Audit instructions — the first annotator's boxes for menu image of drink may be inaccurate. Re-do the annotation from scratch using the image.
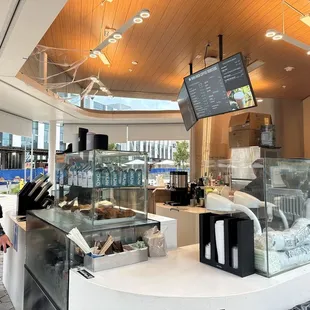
[178,84,197,131]
[184,64,231,118]
[219,53,248,91]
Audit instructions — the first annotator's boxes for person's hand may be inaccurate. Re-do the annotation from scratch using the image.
[0,234,12,253]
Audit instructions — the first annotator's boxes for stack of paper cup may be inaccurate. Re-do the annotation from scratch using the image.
[232,246,238,269]
[205,243,211,259]
[215,220,225,265]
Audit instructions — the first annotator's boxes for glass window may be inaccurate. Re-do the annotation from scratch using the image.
[67,94,179,111]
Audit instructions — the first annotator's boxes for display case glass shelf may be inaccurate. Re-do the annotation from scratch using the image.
[55,150,148,227]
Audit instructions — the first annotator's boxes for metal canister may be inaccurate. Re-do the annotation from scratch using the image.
[260,124,276,147]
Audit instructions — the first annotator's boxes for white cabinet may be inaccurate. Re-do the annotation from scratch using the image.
[156,204,207,247]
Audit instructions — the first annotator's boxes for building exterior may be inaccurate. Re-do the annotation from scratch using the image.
[0,122,65,169]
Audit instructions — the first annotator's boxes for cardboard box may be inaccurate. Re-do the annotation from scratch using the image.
[229,112,272,131]
[208,143,228,159]
[229,130,260,148]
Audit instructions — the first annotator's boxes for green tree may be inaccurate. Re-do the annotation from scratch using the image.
[108,143,117,151]
[173,141,189,169]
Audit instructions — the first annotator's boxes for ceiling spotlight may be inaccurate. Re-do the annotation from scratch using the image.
[282,85,287,89]
[89,52,97,58]
[132,61,138,65]
[140,9,150,18]
[284,66,294,72]
[113,33,122,40]
[93,50,101,56]
[129,69,133,72]
[108,37,117,43]
[307,51,310,55]
[272,33,283,40]
[100,86,107,92]
[265,29,277,38]
[256,98,264,103]
[133,16,143,24]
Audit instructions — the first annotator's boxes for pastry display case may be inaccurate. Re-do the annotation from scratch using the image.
[55,150,148,226]
[25,209,159,310]
[25,150,158,310]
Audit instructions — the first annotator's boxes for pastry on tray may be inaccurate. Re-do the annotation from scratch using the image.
[117,209,136,218]
[95,200,114,208]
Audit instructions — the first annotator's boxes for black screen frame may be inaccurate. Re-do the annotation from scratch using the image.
[183,52,257,120]
[177,83,198,131]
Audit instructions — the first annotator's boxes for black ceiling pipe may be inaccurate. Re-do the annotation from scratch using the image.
[218,34,223,61]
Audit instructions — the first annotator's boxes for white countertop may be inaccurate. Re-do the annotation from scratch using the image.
[69,244,310,310]
[156,203,229,215]
[74,244,310,298]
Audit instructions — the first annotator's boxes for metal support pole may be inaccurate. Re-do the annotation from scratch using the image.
[39,52,48,87]
[218,34,223,61]
[48,121,57,189]
[30,135,33,181]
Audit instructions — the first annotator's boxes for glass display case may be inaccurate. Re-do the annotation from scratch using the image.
[25,209,159,310]
[25,150,157,309]
[254,158,310,277]
[55,150,148,227]
[203,157,310,277]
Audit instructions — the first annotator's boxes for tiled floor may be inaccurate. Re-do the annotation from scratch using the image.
[0,253,14,310]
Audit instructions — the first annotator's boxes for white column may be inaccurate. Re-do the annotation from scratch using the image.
[48,121,57,188]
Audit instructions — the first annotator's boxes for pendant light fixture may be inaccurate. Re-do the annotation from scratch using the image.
[265,1,310,55]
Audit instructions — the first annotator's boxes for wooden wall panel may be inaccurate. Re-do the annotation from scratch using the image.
[38,0,310,100]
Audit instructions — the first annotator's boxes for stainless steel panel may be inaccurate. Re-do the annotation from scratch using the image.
[24,267,58,310]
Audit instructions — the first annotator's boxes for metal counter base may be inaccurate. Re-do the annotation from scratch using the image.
[24,266,58,310]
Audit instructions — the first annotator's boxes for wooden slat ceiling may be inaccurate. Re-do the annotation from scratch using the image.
[39,0,310,100]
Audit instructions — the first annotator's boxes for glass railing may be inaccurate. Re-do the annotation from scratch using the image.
[57,93,179,111]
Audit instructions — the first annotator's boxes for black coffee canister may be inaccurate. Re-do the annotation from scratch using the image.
[78,128,89,152]
[93,134,108,150]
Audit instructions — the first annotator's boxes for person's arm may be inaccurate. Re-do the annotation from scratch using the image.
[0,224,12,253]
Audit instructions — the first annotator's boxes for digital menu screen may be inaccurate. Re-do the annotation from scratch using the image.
[177,83,197,131]
[184,53,257,119]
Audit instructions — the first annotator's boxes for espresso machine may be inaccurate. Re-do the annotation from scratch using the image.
[168,171,189,206]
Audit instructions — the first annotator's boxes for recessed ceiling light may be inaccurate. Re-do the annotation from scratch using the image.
[133,17,143,24]
[100,86,107,92]
[132,61,138,65]
[89,52,97,58]
[140,9,150,19]
[265,29,277,38]
[284,66,294,72]
[113,33,122,39]
[129,69,133,72]
[108,37,117,43]
[282,85,286,89]
[273,33,283,40]
[307,51,310,55]
[257,98,263,103]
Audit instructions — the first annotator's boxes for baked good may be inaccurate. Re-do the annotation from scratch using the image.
[79,204,92,210]
[96,200,113,208]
